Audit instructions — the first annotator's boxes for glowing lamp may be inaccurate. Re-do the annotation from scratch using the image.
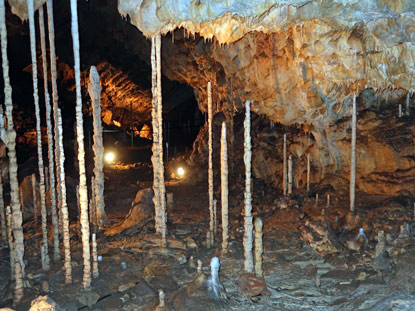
[177,167,185,178]
[104,152,115,163]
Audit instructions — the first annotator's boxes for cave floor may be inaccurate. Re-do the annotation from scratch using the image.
[1,161,415,311]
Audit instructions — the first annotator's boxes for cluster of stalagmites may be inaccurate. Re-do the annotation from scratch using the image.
[0,0,109,305]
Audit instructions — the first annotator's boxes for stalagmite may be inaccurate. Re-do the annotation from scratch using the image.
[92,233,99,278]
[157,289,166,309]
[208,81,214,243]
[41,245,47,270]
[375,230,386,257]
[327,194,330,208]
[406,92,410,116]
[6,206,15,278]
[0,0,25,280]
[307,153,310,191]
[150,36,161,236]
[14,262,23,305]
[156,33,167,247]
[89,177,97,231]
[243,100,254,273]
[350,93,356,212]
[44,167,49,191]
[46,0,61,261]
[398,104,402,117]
[283,134,287,196]
[220,122,229,252]
[28,0,50,271]
[254,217,263,277]
[70,0,91,288]
[316,193,319,208]
[207,257,226,300]
[0,165,7,247]
[57,108,72,283]
[288,154,293,195]
[88,66,108,226]
[32,174,38,222]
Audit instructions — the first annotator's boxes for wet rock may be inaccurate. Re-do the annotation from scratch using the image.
[238,273,270,303]
[389,253,415,294]
[143,260,171,278]
[368,294,415,311]
[76,290,100,308]
[29,295,62,311]
[300,219,342,254]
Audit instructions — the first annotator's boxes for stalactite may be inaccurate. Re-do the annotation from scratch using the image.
[288,154,293,195]
[88,66,107,227]
[13,262,23,305]
[28,0,50,270]
[156,33,167,247]
[70,0,91,288]
[46,0,61,261]
[32,174,38,222]
[243,100,254,273]
[254,217,263,277]
[6,205,15,278]
[0,0,25,280]
[208,81,214,244]
[57,108,72,283]
[150,35,161,236]
[283,134,287,196]
[307,153,310,191]
[220,122,228,253]
[92,233,99,278]
[0,168,6,247]
[350,93,356,212]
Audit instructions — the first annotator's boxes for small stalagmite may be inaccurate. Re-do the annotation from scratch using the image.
[220,122,229,253]
[28,0,50,270]
[88,66,108,227]
[208,81,214,244]
[70,0,91,288]
[155,289,167,311]
[243,100,254,273]
[283,134,287,196]
[350,93,356,212]
[57,108,72,283]
[288,154,293,195]
[207,257,226,300]
[254,217,263,277]
[0,0,25,280]
[306,153,310,191]
[406,92,410,116]
[46,0,61,261]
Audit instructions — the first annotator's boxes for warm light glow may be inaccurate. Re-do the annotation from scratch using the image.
[105,152,115,163]
[177,167,185,177]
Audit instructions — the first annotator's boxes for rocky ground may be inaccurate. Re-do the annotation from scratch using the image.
[1,156,415,311]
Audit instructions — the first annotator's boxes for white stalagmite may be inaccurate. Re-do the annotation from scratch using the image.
[243,100,254,273]
[57,108,72,283]
[406,92,410,116]
[32,174,38,222]
[150,36,161,235]
[6,206,15,278]
[28,0,50,271]
[70,0,91,288]
[399,104,402,117]
[92,233,99,278]
[156,33,167,247]
[220,122,228,252]
[254,217,263,277]
[88,66,107,226]
[288,154,293,195]
[350,93,356,212]
[14,262,23,304]
[0,164,6,247]
[307,153,310,191]
[208,81,214,243]
[46,0,61,261]
[283,134,287,196]
[0,0,25,279]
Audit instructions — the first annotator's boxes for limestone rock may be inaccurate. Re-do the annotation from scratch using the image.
[29,295,62,311]
[238,273,270,303]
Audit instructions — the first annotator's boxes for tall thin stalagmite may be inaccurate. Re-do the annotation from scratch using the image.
[32,174,38,222]
[46,0,61,261]
[406,92,410,116]
[6,206,14,278]
[57,108,72,283]
[88,66,107,226]
[283,134,287,196]
[0,165,7,247]
[243,100,254,273]
[150,36,161,235]
[0,0,25,279]
[28,0,50,271]
[70,0,91,288]
[39,5,59,261]
[350,93,356,212]
[156,33,167,247]
[92,233,99,278]
[208,81,214,244]
[307,153,310,191]
[288,154,293,195]
[220,122,228,252]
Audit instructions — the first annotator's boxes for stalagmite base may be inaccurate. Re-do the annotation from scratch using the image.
[220,122,229,253]
[0,166,6,247]
[243,101,254,273]
[6,206,15,278]
[254,217,263,277]
[13,262,23,305]
[92,233,99,278]
[70,0,91,288]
